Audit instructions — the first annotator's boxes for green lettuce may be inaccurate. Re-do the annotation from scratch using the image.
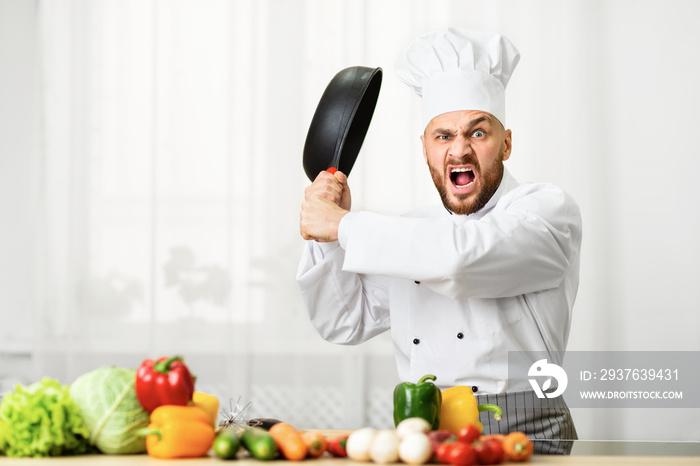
[69,366,149,454]
[0,377,92,457]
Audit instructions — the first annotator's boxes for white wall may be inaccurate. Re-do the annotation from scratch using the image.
[0,0,38,353]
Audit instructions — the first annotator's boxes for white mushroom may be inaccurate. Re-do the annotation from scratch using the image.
[369,429,400,464]
[398,432,433,465]
[396,417,432,440]
[346,427,378,462]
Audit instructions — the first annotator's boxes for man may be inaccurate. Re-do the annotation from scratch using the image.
[297,28,581,454]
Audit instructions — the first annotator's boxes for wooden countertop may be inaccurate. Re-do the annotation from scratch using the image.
[0,430,697,465]
[0,453,697,465]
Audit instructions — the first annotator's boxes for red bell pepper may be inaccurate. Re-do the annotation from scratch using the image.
[135,355,195,412]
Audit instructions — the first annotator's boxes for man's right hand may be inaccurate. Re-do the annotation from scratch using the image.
[300,170,352,242]
[304,170,351,210]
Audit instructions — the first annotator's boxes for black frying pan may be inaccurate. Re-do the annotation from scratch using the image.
[303,66,382,181]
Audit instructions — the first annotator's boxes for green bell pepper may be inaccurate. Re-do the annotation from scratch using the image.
[393,374,442,430]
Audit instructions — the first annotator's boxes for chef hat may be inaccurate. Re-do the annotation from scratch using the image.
[396,28,520,129]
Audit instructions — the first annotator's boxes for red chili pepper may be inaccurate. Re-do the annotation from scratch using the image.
[326,435,349,457]
[135,355,195,413]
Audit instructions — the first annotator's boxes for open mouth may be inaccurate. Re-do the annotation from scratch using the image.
[450,167,475,188]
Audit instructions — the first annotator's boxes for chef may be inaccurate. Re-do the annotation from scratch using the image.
[297,28,581,454]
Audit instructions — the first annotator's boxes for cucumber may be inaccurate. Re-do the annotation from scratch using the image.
[213,429,241,460]
[241,427,279,460]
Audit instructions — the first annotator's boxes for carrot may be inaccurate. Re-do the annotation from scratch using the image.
[301,431,327,458]
[268,422,308,461]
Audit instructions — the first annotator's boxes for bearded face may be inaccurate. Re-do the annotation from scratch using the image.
[421,110,511,215]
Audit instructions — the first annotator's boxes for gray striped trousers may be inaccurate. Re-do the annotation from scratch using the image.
[476,390,577,455]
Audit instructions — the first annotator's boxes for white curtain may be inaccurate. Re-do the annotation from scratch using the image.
[2,0,700,438]
[32,0,420,429]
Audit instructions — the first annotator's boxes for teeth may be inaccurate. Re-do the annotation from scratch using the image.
[451,167,474,188]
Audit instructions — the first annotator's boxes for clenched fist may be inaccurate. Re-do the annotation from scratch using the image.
[300,170,351,242]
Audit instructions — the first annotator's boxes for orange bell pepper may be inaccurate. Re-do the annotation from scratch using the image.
[503,431,534,461]
[139,405,215,459]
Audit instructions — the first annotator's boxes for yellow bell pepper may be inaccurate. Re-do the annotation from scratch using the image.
[439,386,503,434]
[139,405,215,459]
[192,391,220,427]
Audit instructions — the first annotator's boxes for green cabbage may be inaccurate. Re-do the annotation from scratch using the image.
[69,366,150,454]
[0,377,92,457]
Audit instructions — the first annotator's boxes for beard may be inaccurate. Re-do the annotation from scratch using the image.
[428,148,505,215]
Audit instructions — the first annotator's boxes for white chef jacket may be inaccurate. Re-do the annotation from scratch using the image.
[297,168,581,394]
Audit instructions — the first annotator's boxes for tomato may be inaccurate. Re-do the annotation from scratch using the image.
[502,432,533,462]
[446,441,476,466]
[457,424,481,444]
[435,440,456,464]
[473,438,504,465]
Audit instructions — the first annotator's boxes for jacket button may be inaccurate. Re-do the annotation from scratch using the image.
[471,386,478,393]
[413,338,420,345]
[457,332,464,339]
